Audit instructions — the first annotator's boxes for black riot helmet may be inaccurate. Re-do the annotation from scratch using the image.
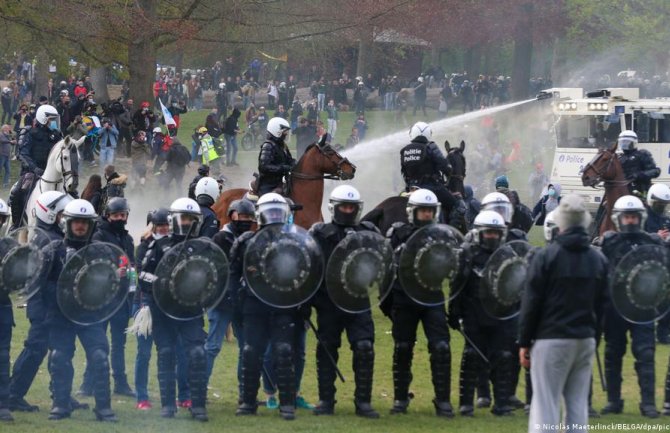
[105,197,129,217]
[198,164,210,176]
[227,199,256,219]
[147,207,170,225]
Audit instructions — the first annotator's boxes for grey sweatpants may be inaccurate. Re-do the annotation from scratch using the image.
[528,338,595,433]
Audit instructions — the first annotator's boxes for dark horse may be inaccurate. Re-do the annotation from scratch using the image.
[362,140,467,234]
[213,140,356,229]
[581,142,629,237]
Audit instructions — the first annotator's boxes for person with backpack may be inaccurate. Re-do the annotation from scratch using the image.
[162,137,191,193]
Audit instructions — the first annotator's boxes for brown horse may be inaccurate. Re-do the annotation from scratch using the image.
[212,141,356,229]
[581,142,630,237]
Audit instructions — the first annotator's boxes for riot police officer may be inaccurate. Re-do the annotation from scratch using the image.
[78,197,135,397]
[600,195,661,418]
[480,192,527,241]
[9,191,80,412]
[45,199,116,422]
[617,130,660,195]
[0,200,13,421]
[449,210,517,416]
[188,164,209,200]
[231,193,300,420]
[194,176,221,238]
[137,198,209,421]
[386,189,454,417]
[257,117,294,196]
[399,122,464,226]
[10,104,63,229]
[309,185,380,418]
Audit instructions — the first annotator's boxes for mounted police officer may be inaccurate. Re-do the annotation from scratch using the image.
[600,195,661,418]
[400,122,464,226]
[45,199,116,422]
[308,185,380,418]
[137,198,209,421]
[78,198,135,397]
[449,210,518,417]
[0,200,13,421]
[231,193,301,420]
[10,104,63,229]
[257,117,294,196]
[194,176,221,238]
[617,130,660,195]
[385,189,454,417]
[9,191,83,413]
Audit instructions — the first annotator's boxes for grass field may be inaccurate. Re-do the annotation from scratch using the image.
[4,107,670,432]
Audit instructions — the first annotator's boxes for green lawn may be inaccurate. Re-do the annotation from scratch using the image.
[4,107,670,432]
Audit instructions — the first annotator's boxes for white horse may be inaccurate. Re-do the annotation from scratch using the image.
[19,135,83,228]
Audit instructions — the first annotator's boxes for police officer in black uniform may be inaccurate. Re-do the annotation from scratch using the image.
[78,198,135,397]
[137,198,209,421]
[400,121,464,227]
[449,210,517,417]
[0,200,13,421]
[257,117,294,196]
[45,199,116,422]
[385,189,454,417]
[617,130,660,195]
[231,193,300,420]
[194,176,221,238]
[10,104,63,229]
[600,195,661,418]
[188,164,209,200]
[309,185,380,418]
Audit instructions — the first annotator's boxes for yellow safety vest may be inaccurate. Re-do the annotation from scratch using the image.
[200,135,220,163]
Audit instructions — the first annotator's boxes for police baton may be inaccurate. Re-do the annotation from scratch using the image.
[458,319,490,364]
[595,344,607,392]
[306,317,346,383]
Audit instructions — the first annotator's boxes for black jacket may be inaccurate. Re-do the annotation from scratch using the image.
[199,206,220,239]
[619,148,660,194]
[92,218,136,265]
[400,139,452,187]
[212,223,242,312]
[518,227,609,347]
[257,135,294,194]
[19,125,63,174]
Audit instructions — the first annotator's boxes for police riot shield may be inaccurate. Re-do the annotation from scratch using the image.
[57,243,130,325]
[612,244,670,324]
[244,224,324,309]
[479,240,532,320]
[325,231,393,313]
[0,227,53,299]
[398,224,464,306]
[153,238,229,320]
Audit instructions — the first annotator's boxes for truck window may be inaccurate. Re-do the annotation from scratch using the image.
[634,111,670,143]
[556,115,617,148]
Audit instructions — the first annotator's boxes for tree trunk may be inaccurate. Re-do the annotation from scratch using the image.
[34,50,49,101]
[356,27,373,78]
[90,66,110,101]
[470,44,481,78]
[464,47,473,76]
[430,45,440,67]
[128,39,156,108]
[511,3,534,101]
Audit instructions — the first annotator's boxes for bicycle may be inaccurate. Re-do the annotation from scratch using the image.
[241,121,262,151]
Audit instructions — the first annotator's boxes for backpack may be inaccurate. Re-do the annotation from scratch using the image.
[173,145,191,166]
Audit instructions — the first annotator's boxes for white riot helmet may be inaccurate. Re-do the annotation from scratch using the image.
[0,198,9,228]
[34,191,72,225]
[406,188,439,226]
[481,192,514,224]
[328,185,363,226]
[194,176,221,207]
[409,121,432,142]
[152,126,162,134]
[611,195,646,232]
[647,183,670,215]
[35,104,60,130]
[218,82,225,90]
[618,130,638,152]
[169,197,202,236]
[62,199,97,241]
[417,76,424,83]
[473,210,507,251]
[267,117,290,139]
[543,210,558,243]
[256,193,290,226]
[2,87,10,94]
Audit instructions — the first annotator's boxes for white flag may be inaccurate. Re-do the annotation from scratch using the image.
[159,99,176,127]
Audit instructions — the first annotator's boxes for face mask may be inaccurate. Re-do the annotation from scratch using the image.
[110,220,126,232]
[232,220,254,233]
[49,120,58,130]
[547,188,556,197]
[153,232,166,240]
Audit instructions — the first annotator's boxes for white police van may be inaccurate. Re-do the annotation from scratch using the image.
[538,87,670,212]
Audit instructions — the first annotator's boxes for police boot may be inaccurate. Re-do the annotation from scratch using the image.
[314,341,338,415]
[187,346,208,420]
[603,345,623,409]
[458,347,479,416]
[353,340,379,419]
[273,342,297,420]
[90,349,114,421]
[48,406,71,421]
[491,351,515,417]
[601,400,624,415]
[663,402,670,416]
[0,408,12,422]
[8,184,22,231]
[637,354,659,418]
[113,377,134,397]
[236,345,260,416]
[70,397,89,411]
[94,408,118,423]
[476,366,491,408]
[8,396,39,412]
[429,341,454,418]
[390,341,414,414]
[657,316,670,344]
[156,347,177,417]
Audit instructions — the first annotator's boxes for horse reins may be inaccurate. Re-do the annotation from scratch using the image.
[583,149,630,187]
[291,145,355,181]
[39,145,78,192]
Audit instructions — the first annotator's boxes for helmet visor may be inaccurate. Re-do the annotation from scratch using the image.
[618,138,635,151]
[258,203,289,226]
[170,212,202,236]
[483,202,513,224]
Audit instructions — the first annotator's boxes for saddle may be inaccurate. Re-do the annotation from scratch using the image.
[246,173,288,203]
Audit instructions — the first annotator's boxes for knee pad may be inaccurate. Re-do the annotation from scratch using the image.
[273,342,293,359]
[354,339,373,352]
[157,346,175,360]
[49,349,70,367]
[635,348,655,364]
[189,345,206,362]
[91,348,108,365]
[462,346,480,364]
[394,341,414,353]
[429,340,450,354]
[605,343,625,360]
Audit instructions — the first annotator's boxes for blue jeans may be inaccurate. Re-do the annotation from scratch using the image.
[262,321,307,394]
[99,146,115,168]
[224,134,237,165]
[205,308,243,387]
[0,155,9,186]
[317,93,326,111]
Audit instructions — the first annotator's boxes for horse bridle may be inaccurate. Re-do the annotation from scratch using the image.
[40,145,78,192]
[291,144,356,181]
[583,148,629,187]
